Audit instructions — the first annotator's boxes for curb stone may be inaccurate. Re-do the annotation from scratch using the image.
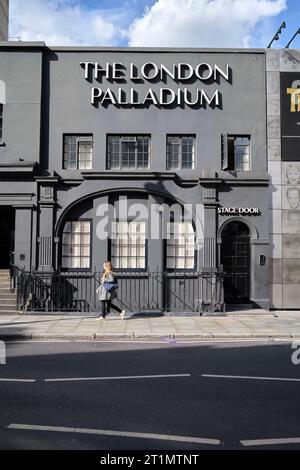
[0,333,299,341]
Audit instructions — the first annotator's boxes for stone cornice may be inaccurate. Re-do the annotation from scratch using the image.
[81,171,177,180]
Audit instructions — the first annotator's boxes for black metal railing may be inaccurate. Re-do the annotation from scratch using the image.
[9,264,28,310]
[11,268,225,315]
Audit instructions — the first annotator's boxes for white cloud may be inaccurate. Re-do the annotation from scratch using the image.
[9,0,287,48]
[9,0,125,46]
[128,0,287,48]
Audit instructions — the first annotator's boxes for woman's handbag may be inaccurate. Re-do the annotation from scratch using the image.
[103,280,119,292]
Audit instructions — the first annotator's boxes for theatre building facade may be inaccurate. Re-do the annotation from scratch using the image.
[0,43,271,313]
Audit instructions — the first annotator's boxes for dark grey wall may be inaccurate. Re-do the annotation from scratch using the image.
[0,47,43,164]
[45,49,267,175]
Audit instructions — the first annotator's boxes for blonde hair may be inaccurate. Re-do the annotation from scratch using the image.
[102,261,113,279]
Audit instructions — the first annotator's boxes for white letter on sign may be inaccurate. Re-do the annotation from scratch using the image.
[91,87,102,104]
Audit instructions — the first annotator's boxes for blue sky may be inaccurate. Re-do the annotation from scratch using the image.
[8,0,300,48]
[270,0,300,48]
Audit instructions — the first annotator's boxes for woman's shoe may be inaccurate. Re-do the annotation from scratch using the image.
[120,310,126,320]
[97,316,105,321]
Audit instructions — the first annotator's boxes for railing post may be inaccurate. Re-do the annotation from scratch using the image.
[54,237,60,271]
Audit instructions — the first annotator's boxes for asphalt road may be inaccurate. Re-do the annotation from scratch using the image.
[0,339,299,450]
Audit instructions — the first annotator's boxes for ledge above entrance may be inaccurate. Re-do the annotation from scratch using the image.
[75,171,198,188]
[199,169,270,185]
[0,161,38,174]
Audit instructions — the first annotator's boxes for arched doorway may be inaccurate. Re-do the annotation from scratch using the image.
[221,221,250,304]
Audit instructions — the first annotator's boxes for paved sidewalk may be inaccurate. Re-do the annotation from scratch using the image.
[0,310,300,340]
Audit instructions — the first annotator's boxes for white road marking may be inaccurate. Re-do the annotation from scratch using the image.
[0,378,36,383]
[202,374,300,383]
[241,437,300,447]
[7,423,220,445]
[2,372,299,385]
[44,373,191,382]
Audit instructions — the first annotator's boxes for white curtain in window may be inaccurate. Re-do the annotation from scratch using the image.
[0,80,6,104]
[167,221,195,269]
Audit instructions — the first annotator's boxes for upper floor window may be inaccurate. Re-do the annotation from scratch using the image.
[63,135,93,170]
[167,135,195,170]
[107,135,150,170]
[221,134,251,171]
[61,220,91,270]
[166,222,195,269]
[0,104,3,142]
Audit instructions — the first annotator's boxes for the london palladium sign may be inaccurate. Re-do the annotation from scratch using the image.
[80,61,231,108]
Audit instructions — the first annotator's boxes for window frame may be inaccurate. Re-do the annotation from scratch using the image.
[221,134,251,172]
[109,219,148,272]
[62,134,93,170]
[0,103,4,144]
[106,134,151,170]
[233,135,251,171]
[165,221,197,271]
[60,218,92,272]
[166,134,196,171]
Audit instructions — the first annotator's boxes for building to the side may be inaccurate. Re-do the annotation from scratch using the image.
[267,48,300,308]
[0,0,8,41]
[0,42,271,312]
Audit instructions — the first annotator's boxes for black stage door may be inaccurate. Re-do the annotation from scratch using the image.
[221,221,250,304]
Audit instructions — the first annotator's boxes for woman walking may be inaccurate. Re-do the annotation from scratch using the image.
[96,261,125,320]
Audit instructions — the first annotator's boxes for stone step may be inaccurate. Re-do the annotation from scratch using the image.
[0,311,20,315]
[0,299,17,305]
[0,289,12,294]
[0,305,17,311]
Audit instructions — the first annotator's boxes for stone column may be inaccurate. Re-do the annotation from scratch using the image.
[200,172,220,271]
[93,194,109,272]
[148,194,164,272]
[37,178,58,271]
